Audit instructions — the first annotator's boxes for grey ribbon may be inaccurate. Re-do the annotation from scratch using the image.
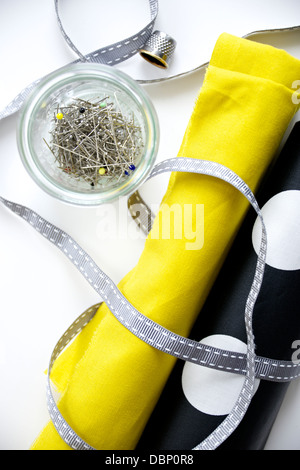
[0,0,158,121]
[1,0,300,121]
[54,0,158,65]
[2,157,300,451]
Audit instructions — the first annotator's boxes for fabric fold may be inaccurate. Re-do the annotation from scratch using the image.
[31,33,300,450]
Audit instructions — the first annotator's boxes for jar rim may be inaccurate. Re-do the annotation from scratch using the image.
[17,63,159,206]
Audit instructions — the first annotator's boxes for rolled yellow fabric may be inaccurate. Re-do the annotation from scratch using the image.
[31,33,300,450]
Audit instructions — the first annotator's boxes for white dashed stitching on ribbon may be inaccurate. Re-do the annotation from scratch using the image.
[2,158,300,450]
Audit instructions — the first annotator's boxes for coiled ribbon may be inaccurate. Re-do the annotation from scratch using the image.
[0,0,158,121]
[2,157,300,450]
[1,0,300,120]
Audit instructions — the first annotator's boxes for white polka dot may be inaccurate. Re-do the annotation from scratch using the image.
[181,335,260,416]
[252,190,300,271]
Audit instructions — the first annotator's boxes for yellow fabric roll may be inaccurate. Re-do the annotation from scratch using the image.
[31,33,300,450]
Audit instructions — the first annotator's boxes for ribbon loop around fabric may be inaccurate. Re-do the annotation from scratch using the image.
[0,156,286,450]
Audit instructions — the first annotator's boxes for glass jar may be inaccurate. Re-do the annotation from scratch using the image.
[17,63,159,205]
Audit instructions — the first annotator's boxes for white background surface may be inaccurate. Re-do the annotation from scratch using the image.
[0,0,300,451]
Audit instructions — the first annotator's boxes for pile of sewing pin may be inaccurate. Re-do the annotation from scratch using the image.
[43,97,143,187]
